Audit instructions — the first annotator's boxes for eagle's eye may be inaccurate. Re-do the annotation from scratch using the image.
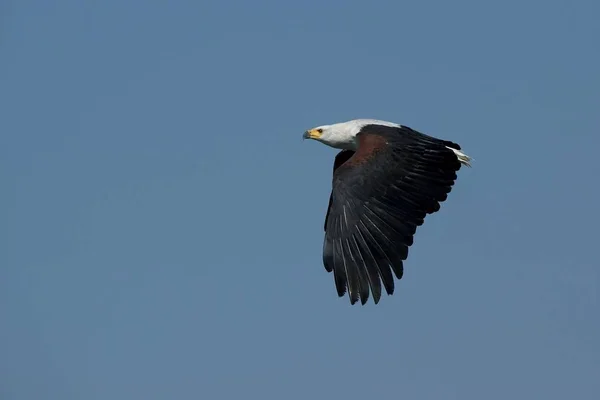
[317,128,323,133]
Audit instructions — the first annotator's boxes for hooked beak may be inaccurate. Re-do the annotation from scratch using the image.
[303,129,322,140]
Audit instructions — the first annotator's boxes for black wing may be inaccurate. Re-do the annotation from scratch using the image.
[323,149,355,231]
[322,124,465,305]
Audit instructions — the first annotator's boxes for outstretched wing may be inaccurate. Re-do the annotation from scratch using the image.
[322,124,464,305]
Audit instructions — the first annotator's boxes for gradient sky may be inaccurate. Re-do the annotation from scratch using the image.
[2,0,599,399]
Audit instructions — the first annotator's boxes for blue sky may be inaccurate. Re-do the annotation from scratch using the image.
[1,0,599,399]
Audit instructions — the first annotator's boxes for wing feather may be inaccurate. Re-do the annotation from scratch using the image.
[356,219,396,295]
[351,233,382,304]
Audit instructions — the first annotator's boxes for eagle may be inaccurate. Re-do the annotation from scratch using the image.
[303,119,471,305]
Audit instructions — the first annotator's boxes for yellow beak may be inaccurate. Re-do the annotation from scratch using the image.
[303,129,322,140]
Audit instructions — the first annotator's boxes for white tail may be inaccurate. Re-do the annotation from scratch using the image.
[446,146,472,168]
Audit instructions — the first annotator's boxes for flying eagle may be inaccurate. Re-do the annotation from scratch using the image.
[303,119,471,305]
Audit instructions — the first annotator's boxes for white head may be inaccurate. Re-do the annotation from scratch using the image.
[303,119,400,150]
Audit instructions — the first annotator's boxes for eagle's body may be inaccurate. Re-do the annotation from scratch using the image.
[303,119,471,305]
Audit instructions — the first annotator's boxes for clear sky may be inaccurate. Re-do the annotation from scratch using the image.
[2,0,599,399]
